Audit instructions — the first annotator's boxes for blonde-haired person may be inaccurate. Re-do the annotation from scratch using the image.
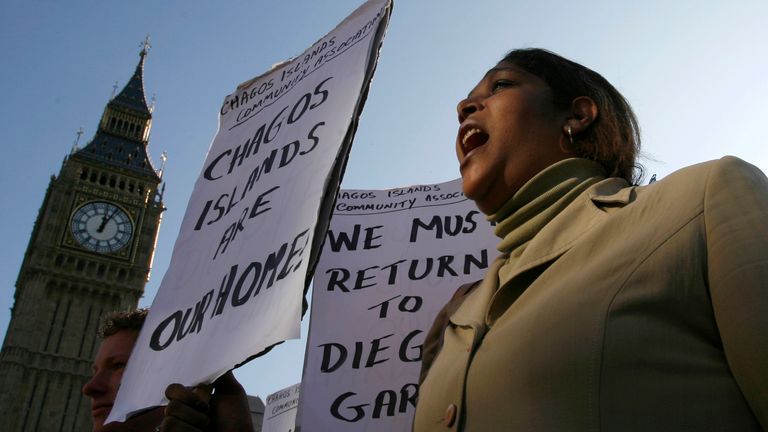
[83,309,253,432]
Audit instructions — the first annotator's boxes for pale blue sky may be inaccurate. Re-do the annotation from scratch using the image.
[1,0,767,400]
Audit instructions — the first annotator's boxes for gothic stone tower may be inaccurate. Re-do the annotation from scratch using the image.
[0,45,164,431]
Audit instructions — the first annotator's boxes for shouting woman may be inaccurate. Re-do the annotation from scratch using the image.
[414,48,768,431]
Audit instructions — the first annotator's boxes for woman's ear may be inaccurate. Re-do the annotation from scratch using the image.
[564,96,598,135]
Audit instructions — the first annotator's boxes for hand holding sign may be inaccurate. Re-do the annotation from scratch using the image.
[162,372,253,432]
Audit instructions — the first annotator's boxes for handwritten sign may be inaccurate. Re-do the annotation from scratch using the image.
[262,383,301,432]
[298,179,498,431]
[108,0,392,422]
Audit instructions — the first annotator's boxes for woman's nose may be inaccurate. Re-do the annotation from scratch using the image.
[457,96,480,122]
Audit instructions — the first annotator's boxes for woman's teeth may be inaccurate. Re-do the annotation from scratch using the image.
[462,128,488,153]
[463,128,482,146]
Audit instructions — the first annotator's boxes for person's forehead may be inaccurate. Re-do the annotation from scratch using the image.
[95,330,138,362]
[483,61,521,77]
[467,62,531,97]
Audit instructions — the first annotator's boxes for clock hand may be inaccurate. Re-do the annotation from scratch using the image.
[96,216,108,233]
[96,207,118,233]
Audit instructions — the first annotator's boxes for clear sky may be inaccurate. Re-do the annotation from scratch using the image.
[2,0,767,400]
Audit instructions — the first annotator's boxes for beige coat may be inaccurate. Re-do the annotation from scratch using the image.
[414,157,768,431]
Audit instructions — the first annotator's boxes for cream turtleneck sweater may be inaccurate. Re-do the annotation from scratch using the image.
[491,158,606,254]
[487,158,606,295]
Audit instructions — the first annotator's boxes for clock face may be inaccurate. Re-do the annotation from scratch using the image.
[70,201,134,253]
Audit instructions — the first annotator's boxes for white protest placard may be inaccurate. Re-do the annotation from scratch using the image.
[298,179,498,431]
[262,383,301,432]
[108,0,392,422]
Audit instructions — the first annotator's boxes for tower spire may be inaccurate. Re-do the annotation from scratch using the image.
[70,127,84,154]
[72,41,160,181]
[158,150,168,179]
[109,37,152,115]
[140,34,151,59]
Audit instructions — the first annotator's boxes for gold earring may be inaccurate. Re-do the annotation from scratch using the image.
[567,126,574,146]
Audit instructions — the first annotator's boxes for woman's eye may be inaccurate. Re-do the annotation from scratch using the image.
[491,80,515,92]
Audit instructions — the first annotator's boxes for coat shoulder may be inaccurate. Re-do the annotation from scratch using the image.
[658,155,764,185]
[636,156,766,202]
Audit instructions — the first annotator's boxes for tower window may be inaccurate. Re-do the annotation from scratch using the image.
[55,255,64,267]
[99,174,107,185]
[80,168,88,180]
[109,176,116,187]
[118,180,125,190]
[90,171,97,182]
[97,265,105,278]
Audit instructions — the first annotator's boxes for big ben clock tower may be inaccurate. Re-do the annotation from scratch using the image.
[0,41,164,431]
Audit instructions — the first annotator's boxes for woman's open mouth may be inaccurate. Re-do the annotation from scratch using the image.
[460,126,489,157]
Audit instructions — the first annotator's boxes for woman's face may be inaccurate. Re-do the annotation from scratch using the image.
[456,61,574,214]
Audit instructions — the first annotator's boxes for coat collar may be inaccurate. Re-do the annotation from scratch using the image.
[451,177,633,327]
[515,177,631,271]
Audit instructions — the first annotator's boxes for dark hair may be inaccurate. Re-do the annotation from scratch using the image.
[99,308,148,338]
[503,48,642,183]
